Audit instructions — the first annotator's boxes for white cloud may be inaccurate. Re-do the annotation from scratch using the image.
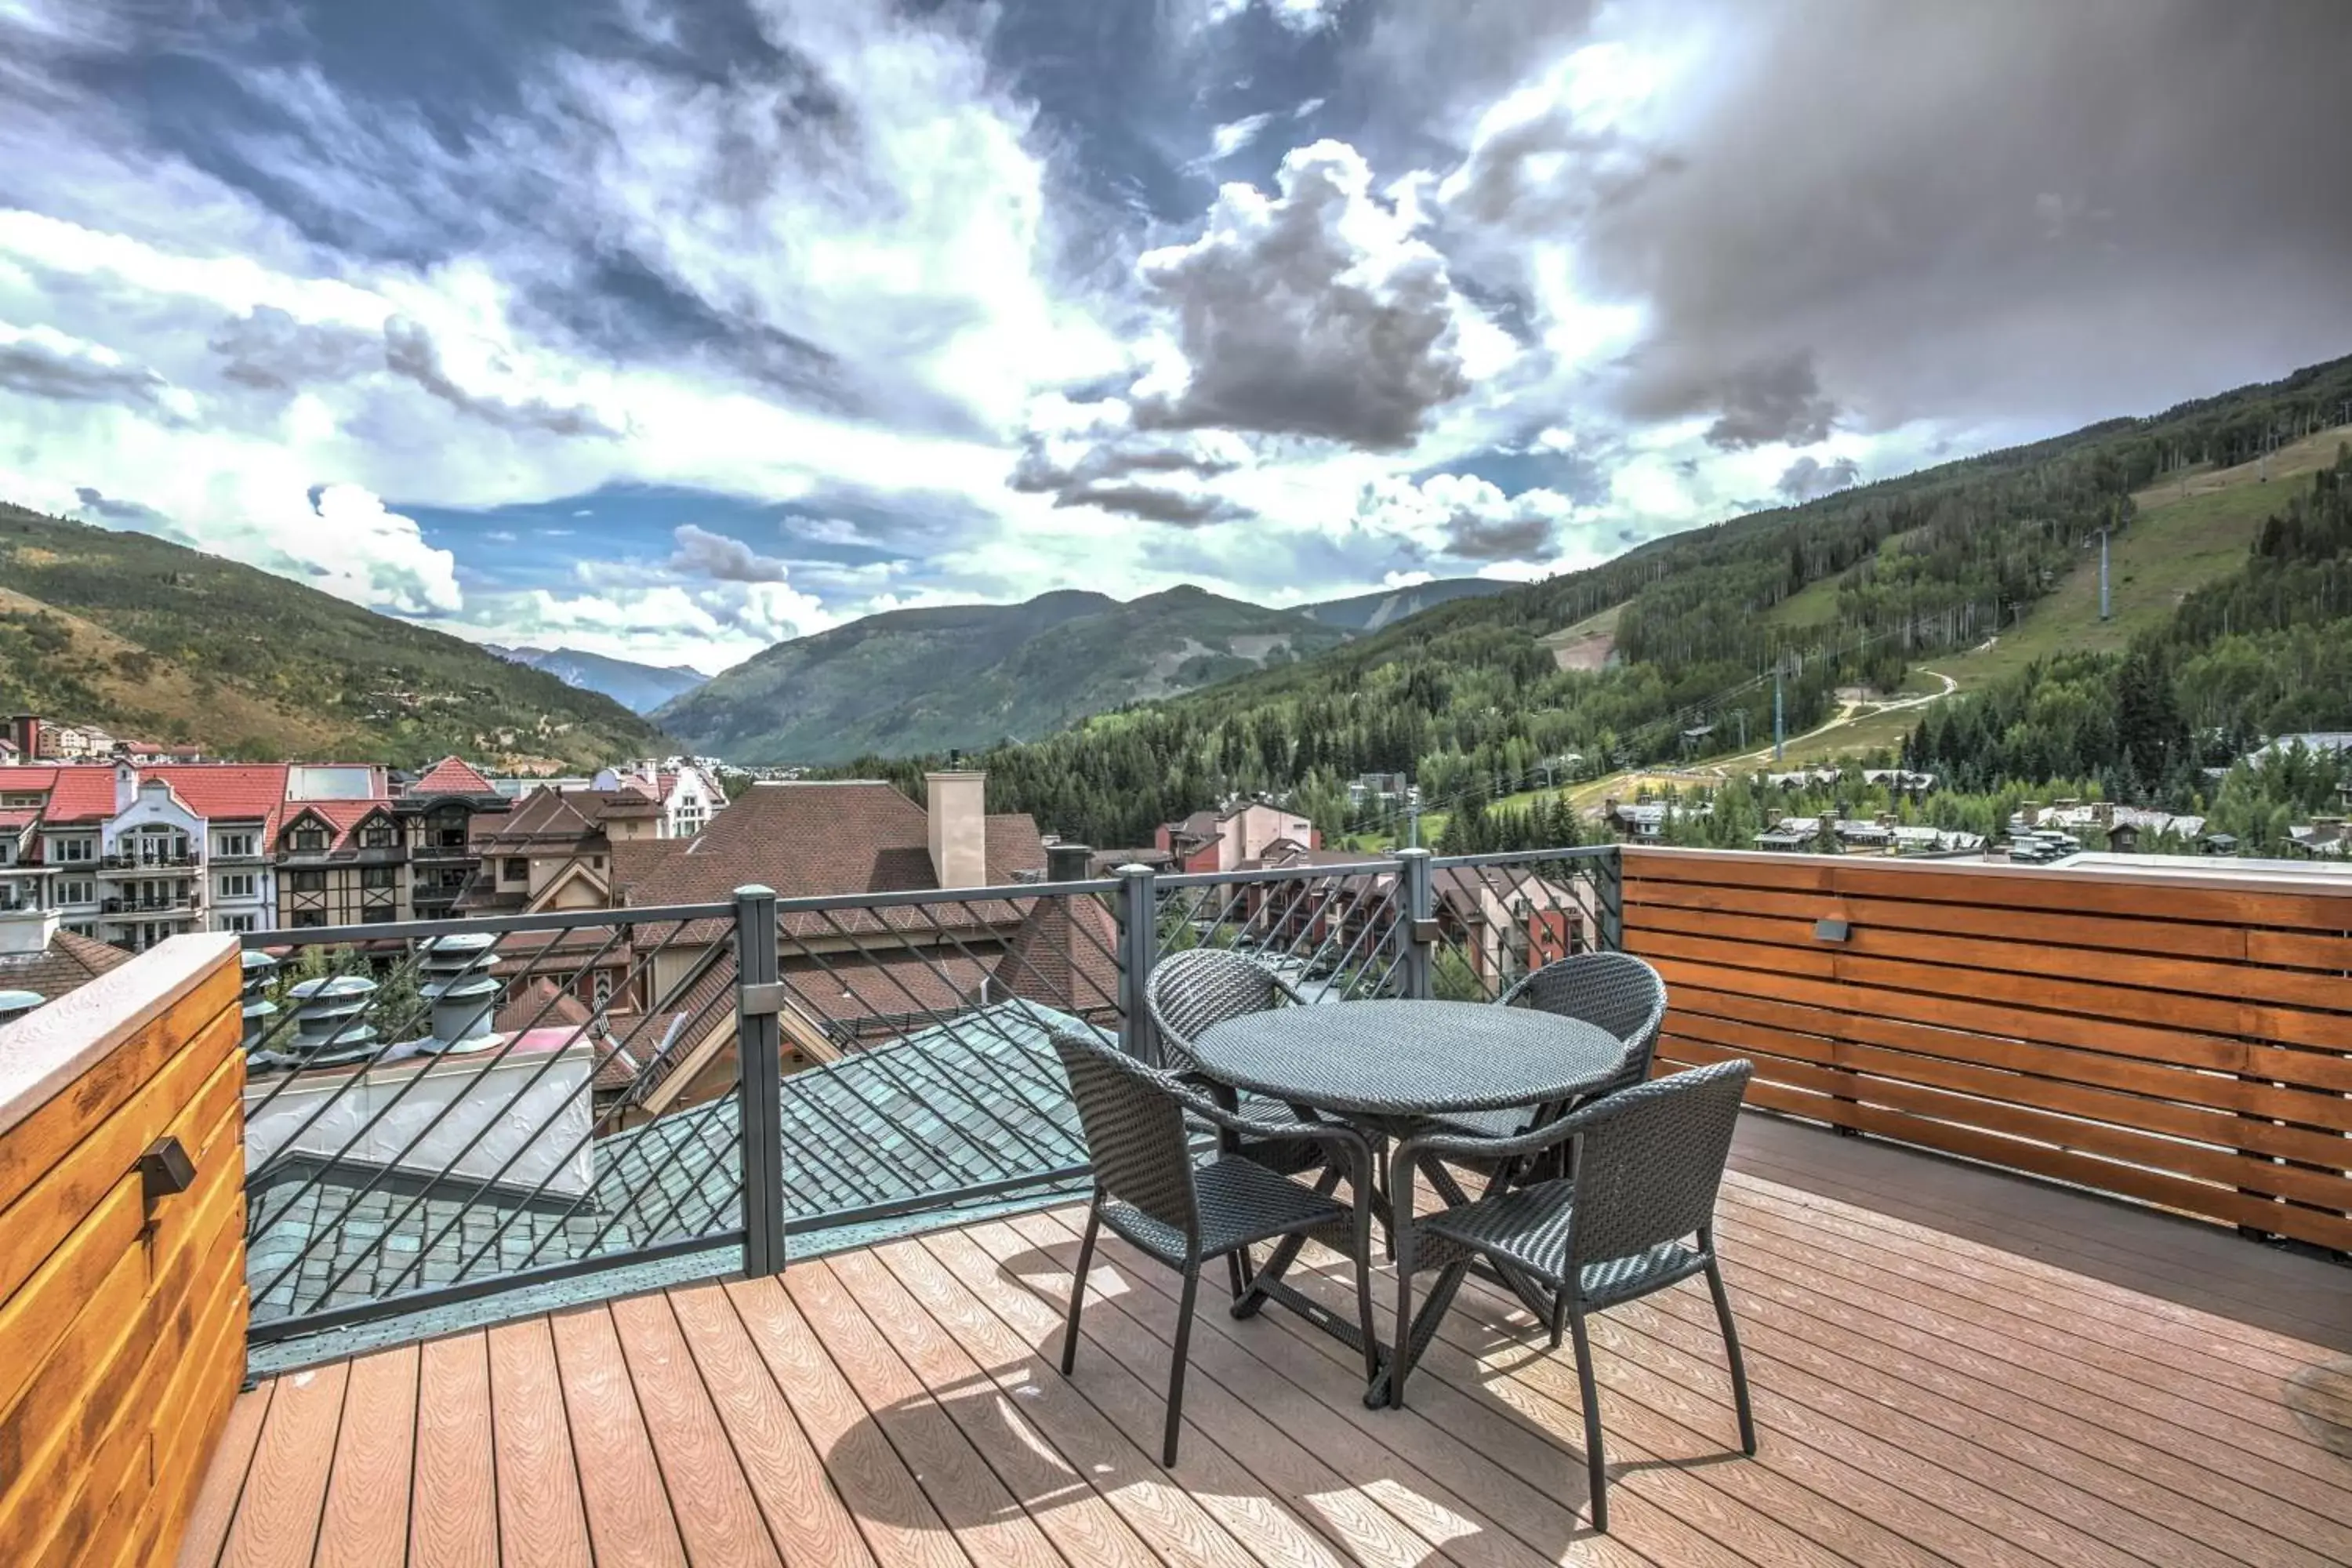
[1354,471,1589,563]
[1130,141,1503,450]
[667,523,791,583]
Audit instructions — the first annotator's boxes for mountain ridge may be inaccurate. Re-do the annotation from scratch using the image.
[488,644,710,713]
[0,503,665,768]
[653,584,1348,763]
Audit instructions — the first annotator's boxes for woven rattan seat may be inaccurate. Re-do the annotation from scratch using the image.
[1387,1058,1758,1531]
[1049,1025,1376,1467]
[1105,1154,1350,1265]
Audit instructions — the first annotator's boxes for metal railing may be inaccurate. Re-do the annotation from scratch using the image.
[237,844,1623,1344]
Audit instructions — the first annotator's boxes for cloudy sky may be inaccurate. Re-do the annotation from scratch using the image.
[3,0,2348,673]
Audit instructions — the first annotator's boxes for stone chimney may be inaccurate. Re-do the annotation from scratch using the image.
[926,771,988,889]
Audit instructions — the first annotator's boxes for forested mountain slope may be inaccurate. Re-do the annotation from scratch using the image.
[828,354,2352,848]
[0,503,663,767]
[655,586,1348,762]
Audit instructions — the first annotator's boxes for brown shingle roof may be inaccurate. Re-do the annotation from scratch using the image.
[990,895,1120,1017]
[0,928,133,1003]
[616,782,1047,936]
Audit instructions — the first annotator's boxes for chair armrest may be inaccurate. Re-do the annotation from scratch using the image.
[1160,1074,1366,1153]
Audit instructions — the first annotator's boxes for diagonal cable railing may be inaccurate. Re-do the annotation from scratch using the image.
[240,846,1626,1349]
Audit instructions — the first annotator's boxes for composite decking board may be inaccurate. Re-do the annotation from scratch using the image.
[720,1273,975,1568]
[486,1318,593,1568]
[1382,1180,2289,1568]
[952,1214,1659,1568]
[217,1359,347,1568]
[313,1341,418,1568]
[1715,1195,2352,1525]
[819,1247,1166,1568]
[1015,1207,1775,1568]
[1726,1120,2352,1350]
[1048,1209,1976,1568]
[607,1289,784,1568]
[864,1234,1274,1568]
[548,1305,690,1568]
[775,1258,1067,1568]
[414,1330,500,1568]
[1690,1226,2352,1566]
[1722,1185,2343,1429]
[1717,1181,2340,1448]
[173,1382,274,1568]
[909,1226,1358,1568]
[989,1210,1577,1568]
[193,1118,2352,1568]
[666,1281,880,1568]
[964,1210,1489,1568]
[1040,1204,1960,1568]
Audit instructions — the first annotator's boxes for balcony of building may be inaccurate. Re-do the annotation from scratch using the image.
[0,846,2343,1566]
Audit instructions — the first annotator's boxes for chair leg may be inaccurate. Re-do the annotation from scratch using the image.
[1704,1248,1758,1455]
[1225,1246,1249,1303]
[1164,1261,1201,1468]
[1061,1198,1101,1377]
[1348,1145,1379,1385]
[1567,1308,1609,1533]
[1548,1284,1569,1350]
[1388,1145,1417,1408]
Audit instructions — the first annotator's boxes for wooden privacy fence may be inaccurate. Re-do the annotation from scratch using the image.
[1621,847,2352,1254]
[0,936,249,1568]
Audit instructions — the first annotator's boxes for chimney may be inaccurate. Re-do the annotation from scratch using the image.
[114,760,139,814]
[1047,842,1091,882]
[926,770,988,890]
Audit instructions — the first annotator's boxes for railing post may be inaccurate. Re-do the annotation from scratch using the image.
[734,884,789,1279]
[1595,847,1626,953]
[1114,864,1160,1064]
[1396,848,1434,1000]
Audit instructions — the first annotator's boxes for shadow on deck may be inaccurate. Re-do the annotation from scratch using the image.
[182,1116,2352,1567]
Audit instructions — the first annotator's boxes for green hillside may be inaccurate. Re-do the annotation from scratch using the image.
[0,503,663,768]
[656,586,1350,763]
[819,352,2352,849]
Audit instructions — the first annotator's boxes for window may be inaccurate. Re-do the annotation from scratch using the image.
[362,908,397,924]
[503,858,528,881]
[218,873,255,899]
[65,922,94,938]
[221,913,256,933]
[216,833,254,858]
[53,837,91,862]
[58,879,93,905]
[360,864,397,889]
[591,855,604,869]
[291,910,326,928]
[288,869,326,894]
[290,826,327,853]
[2,793,41,808]
[359,823,397,849]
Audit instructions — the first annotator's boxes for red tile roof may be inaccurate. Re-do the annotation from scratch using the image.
[39,766,118,825]
[411,756,498,796]
[145,764,292,829]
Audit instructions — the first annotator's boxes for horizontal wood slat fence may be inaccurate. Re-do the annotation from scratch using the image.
[1621,847,2352,1254]
[0,935,249,1568]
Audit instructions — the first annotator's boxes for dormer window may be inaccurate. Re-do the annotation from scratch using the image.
[291,826,328,853]
[360,822,397,850]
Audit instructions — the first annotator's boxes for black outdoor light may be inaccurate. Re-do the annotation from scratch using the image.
[137,1134,197,1206]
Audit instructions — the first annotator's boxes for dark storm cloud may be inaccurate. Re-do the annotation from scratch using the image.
[208,306,379,391]
[382,316,622,437]
[1776,454,1860,503]
[72,486,173,528]
[1058,481,1248,527]
[0,328,186,418]
[1443,510,1555,561]
[1699,353,1839,451]
[1570,0,2352,434]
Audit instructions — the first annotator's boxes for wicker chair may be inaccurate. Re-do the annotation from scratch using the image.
[1049,1025,1377,1467]
[1147,948,1333,1179]
[1386,1058,1757,1532]
[1428,953,1673,1215]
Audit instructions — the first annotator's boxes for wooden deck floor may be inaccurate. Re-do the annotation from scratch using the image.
[182,1117,2352,1567]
